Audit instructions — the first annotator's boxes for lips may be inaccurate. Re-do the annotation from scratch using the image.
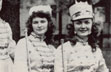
[36,28,43,31]
[79,29,88,32]
[79,30,88,33]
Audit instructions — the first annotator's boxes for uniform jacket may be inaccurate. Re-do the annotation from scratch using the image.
[54,41,109,72]
[0,18,16,72]
[14,34,55,72]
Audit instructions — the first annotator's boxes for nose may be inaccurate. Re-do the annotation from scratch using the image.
[81,23,86,28]
[38,22,42,27]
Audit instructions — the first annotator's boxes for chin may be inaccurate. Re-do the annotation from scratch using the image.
[36,32,45,35]
[79,32,91,36]
[78,34,89,37]
[37,33,44,35]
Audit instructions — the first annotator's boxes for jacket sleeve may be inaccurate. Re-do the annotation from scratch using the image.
[8,40,16,59]
[54,46,64,72]
[96,48,109,72]
[54,41,71,72]
[6,22,16,59]
[54,44,69,72]
[6,22,12,40]
[13,39,29,72]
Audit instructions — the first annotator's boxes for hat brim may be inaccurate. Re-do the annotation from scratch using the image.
[71,15,93,21]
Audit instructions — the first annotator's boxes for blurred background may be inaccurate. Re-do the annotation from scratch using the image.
[0,0,111,71]
[0,0,20,42]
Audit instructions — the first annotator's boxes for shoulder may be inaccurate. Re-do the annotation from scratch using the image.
[55,41,72,58]
[0,19,11,29]
[0,18,6,24]
[48,44,56,50]
[0,19,10,27]
[56,41,72,52]
[0,19,12,33]
[17,37,27,45]
[18,37,26,42]
[58,41,71,48]
[94,47,104,58]
[96,47,102,54]
[16,37,31,53]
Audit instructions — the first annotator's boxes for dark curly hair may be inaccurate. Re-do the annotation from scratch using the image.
[26,11,55,45]
[66,19,99,52]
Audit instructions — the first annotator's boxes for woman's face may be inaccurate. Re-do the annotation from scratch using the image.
[32,17,48,36]
[73,18,93,37]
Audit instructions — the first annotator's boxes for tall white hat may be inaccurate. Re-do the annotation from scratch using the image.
[69,1,93,20]
[29,5,52,16]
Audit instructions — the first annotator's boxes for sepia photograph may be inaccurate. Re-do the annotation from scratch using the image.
[0,0,111,72]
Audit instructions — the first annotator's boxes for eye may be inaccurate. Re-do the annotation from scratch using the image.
[41,20,46,23]
[84,21,90,24]
[74,21,81,25]
[33,21,38,24]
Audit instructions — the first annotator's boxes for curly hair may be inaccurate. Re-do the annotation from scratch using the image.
[66,20,99,52]
[26,11,55,45]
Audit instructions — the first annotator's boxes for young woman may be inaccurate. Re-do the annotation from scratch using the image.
[14,5,55,72]
[0,0,16,72]
[54,0,109,72]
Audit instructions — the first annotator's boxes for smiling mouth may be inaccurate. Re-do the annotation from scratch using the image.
[79,30,88,33]
[36,29,43,31]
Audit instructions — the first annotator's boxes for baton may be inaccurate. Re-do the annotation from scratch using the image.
[25,28,31,72]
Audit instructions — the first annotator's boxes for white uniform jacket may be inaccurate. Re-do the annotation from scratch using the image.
[54,41,109,72]
[14,34,55,72]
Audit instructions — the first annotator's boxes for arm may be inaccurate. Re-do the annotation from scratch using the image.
[0,21,16,60]
[96,48,109,72]
[8,40,16,60]
[54,46,64,72]
[6,22,16,59]
[13,39,28,72]
[54,41,71,72]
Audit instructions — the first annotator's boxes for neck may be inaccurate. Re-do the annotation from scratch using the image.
[31,32,45,41]
[76,35,88,42]
[38,34,45,40]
